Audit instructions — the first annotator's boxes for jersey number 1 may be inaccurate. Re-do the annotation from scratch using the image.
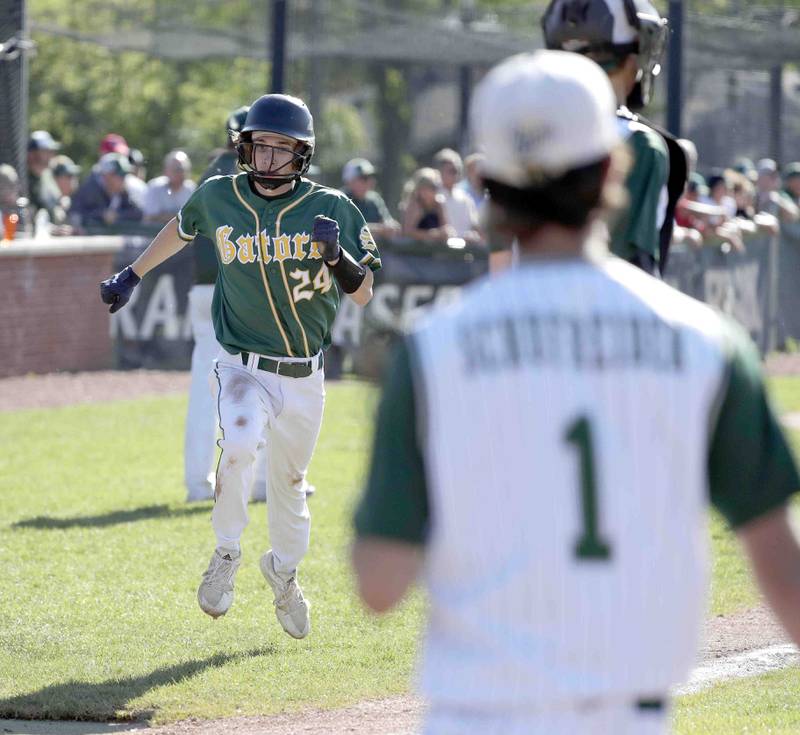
[564,416,612,561]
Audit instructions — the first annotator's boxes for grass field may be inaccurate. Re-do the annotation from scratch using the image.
[0,376,798,728]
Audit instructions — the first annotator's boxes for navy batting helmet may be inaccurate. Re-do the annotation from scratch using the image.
[226,106,250,137]
[234,94,315,186]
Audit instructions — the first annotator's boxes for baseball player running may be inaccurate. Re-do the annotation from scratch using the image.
[352,51,800,734]
[101,94,381,639]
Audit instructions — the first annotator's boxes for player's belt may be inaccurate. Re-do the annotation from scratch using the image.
[240,351,323,378]
[634,698,664,711]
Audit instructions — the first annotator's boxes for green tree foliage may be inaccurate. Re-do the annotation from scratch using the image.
[314,99,370,174]
[28,0,267,175]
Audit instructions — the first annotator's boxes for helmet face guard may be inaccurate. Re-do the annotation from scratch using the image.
[234,132,313,188]
[234,94,316,188]
[541,0,668,109]
[628,10,668,109]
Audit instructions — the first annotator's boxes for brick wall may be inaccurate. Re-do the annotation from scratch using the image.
[0,238,123,378]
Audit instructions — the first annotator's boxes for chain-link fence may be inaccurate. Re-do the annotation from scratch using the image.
[680,5,800,172]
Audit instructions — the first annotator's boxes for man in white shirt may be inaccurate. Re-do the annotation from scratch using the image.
[143,150,196,224]
[433,148,481,243]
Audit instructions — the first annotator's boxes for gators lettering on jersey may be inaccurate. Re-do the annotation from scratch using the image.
[177,174,381,358]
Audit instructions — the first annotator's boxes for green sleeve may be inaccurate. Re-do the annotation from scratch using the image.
[354,338,429,543]
[337,197,382,271]
[610,127,668,260]
[176,182,210,242]
[709,321,800,528]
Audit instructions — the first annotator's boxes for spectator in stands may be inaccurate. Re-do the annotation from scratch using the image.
[733,157,758,184]
[432,148,481,243]
[50,155,81,235]
[0,164,29,236]
[400,167,454,242]
[457,152,487,211]
[128,149,147,181]
[784,163,800,207]
[705,171,737,222]
[126,159,148,212]
[675,173,709,234]
[70,152,143,231]
[342,158,399,240]
[100,133,129,156]
[143,150,196,224]
[97,133,148,208]
[27,130,61,220]
[0,164,18,211]
[52,155,80,200]
[755,158,800,224]
[730,171,756,220]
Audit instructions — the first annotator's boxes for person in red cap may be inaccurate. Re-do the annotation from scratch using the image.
[99,133,130,156]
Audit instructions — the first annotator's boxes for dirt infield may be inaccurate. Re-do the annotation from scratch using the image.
[0,370,190,412]
[0,368,796,733]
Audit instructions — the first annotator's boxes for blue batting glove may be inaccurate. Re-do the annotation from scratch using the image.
[313,215,341,263]
[100,265,141,314]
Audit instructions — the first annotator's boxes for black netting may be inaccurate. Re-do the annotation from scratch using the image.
[0,0,28,194]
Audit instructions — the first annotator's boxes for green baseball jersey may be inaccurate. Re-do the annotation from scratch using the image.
[610,120,669,262]
[177,173,381,358]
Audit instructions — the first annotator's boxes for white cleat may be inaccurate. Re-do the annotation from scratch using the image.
[260,550,310,639]
[197,548,241,618]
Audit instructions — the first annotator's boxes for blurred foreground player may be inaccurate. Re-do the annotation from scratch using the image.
[352,51,800,734]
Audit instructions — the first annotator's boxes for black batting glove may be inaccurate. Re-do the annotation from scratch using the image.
[312,215,341,264]
[100,265,141,313]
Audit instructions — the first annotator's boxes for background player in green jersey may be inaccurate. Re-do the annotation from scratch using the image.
[101,94,380,639]
[490,0,686,276]
[542,0,687,275]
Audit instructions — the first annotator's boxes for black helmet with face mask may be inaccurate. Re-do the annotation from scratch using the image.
[233,94,315,188]
[541,0,668,110]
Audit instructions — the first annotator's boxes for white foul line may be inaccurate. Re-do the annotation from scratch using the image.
[673,644,800,696]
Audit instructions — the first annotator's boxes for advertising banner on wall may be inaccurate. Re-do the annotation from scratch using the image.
[111,234,786,371]
[111,239,488,371]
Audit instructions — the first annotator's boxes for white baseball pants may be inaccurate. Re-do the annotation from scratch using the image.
[184,285,266,501]
[211,349,325,580]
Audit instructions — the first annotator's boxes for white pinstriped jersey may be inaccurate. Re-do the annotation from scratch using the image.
[357,248,798,715]
[414,255,722,707]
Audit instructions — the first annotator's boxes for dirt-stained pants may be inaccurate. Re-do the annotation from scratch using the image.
[210,349,325,581]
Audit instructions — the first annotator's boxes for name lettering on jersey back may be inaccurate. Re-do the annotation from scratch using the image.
[215,227,323,267]
[459,313,684,374]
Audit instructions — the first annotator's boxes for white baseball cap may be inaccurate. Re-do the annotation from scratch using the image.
[342,158,376,183]
[471,50,620,189]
